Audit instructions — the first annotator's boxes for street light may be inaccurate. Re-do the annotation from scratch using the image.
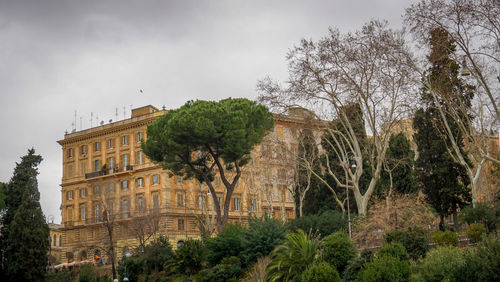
[344,152,356,239]
[121,248,132,282]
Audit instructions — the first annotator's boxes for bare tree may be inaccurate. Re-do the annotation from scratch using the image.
[258,20,416,215]
[129,209,161,252]
[405,1,500,204]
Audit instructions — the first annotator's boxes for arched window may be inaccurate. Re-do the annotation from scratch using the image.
[59,235,62,246]
[80,250,87,261]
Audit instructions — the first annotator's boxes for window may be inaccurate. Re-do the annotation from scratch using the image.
[67,190,73,200]
[80,188,86,198]
[108,182,114,193]
[67,206,73,221]
[67,164,73,178]
[177,175,183,184]
[152,174,159,185]
[178,219,185,231]
[217,197,222,206]
[59,236,62,246]
[94,142,100,152]
[108,139,113,149]
[108,157,114,168]
[80,205,86,221]
[94,203,100,222]
[107,200,114,214]
[262,144,270,158]
[80,161,86,175]
[121,199,129,217]
[53,234,56,246]
[177,193,185,207]
[137,196,144,212]
[137,177,143,188]
[122,135,128,145]
[234,197,240,211]
[94,159,100,172]
[137,132,143,142]
[93,185,100,195]
[68,148,73,158]
[122,180,128,190]
[198,195,204,210]
[122,154,129,167]
[153,193,159,211]
[279,169,286,181]
[137,151,143,165]
[81,145,87,155]
[277,127,284,139]
[250,198,256,212]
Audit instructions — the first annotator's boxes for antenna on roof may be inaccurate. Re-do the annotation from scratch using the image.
[115,108,118,121]
[90,112,93,128]
[80,116,83,130]
[123,106,126,119]
[100,121,104,126]
[74,110,77,131]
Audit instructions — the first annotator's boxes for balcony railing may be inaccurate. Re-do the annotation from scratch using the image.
[85,165,134,179]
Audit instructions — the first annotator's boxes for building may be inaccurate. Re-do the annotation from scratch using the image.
[57,105,303,263]
[48,223,63,264]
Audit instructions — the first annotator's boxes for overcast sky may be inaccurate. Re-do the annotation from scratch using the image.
[0,0,416,222]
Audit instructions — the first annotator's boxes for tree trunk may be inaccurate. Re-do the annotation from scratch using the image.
[439,215,445,231]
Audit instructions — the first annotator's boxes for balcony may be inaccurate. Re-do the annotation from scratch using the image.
[85,165,134,179]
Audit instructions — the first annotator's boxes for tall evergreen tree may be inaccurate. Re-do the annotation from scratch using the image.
[414,28,472,230]
[0,149,49,281]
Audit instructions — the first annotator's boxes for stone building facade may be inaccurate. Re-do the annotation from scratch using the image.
[57,105,304,263]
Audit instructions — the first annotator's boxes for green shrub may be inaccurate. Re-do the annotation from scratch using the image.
[287,210,347,238]
[195,256,243,282]
[466,223,487,244]
[118,256,143,282]
[143,236,174,273]
[377,242,409,261]
[357,255,410,282]
[46,269,79,282]
[343,249,374,282]
[431,230,458,247]
[402,226,430,260]
[466,236,500,281]
[460,202,499,232]
[266,230,320,282]
[174,239,206,275]
[240,216,287,267]
[205,223,245,266]
[300,261,341,282]
[413,246,466,282]
[321,231,358,274]
[384,230,405,244]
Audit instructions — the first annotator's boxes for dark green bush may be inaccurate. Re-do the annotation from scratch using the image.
[460,202,499,232]
[412,246,466,282]
[466,236,500,281]
[384,230,405,244]
[342,249,374,281]
[287,210,347,238]
[466,223,487,244]
[143,236,174,273]
[376,242,409,261]
[300,261,341,282]
[195,256,243,282]
[240,216,287,267]
[431,230,458,247]
[118,256,143,282]
[174,239,206,275]
[321,231,357,274]
[402,226,430,260]
[357,255,410,282]
[205,223,245,266]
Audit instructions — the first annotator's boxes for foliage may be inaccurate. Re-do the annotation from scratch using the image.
[118,256,143,282]
[460,202,499,232]
[196,256,243,282]
[321,231,358,274]
[402,226,430,260]
[466,223,487,244]
[243,257,270,282]
[343,249,374,282]
[142,98,273,231]
[205,223,245,267]
[79,264,111,282]
[412,247,466,282]
[431,231,458,247]
[464,236,500,282]
[384,230,405,244]
[173,239,206,276]
[0,149,50,281]
[265,230,320,282]
[300,261,341,282]
[357,255,410,282]
[413,27,472,231]
[142,235,175,274]
[46,269,80,282]
[287,210,346,238]
[0,182,6,212]
[377,242,409,262]
[240,216,287,267]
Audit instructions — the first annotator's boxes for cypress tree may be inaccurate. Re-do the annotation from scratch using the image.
[0,149,49,281]
[414,28,473,230]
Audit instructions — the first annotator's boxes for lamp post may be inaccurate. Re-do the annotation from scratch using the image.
[121,248,132,282]
[344,152,356,239]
